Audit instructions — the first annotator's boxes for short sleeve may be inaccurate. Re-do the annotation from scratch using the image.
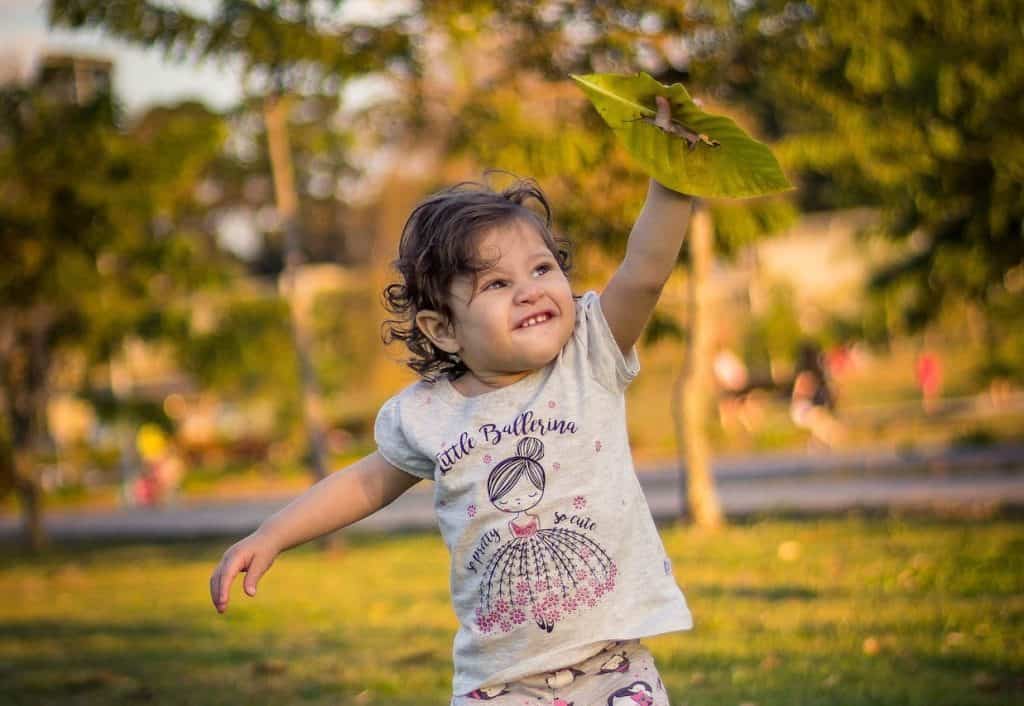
[575,290,640,392]
[374,394,436,480]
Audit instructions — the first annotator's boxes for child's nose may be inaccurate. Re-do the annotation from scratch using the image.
[514,282,542,303]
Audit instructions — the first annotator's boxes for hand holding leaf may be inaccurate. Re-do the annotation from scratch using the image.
[572,72,791,199]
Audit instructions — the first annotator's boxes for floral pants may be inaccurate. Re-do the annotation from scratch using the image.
[451,640,671,706]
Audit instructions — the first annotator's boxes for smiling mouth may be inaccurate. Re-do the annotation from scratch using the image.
[518,313,553,329]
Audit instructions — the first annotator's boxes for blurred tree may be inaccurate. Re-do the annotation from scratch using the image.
[722,0,1023,376]
[50,0,418,486]
[0,86,229,549]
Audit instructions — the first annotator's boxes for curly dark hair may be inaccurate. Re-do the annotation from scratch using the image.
[382,177,572,381]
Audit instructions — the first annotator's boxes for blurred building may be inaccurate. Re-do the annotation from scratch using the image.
[0,48,114,104]
[36,53,113,104]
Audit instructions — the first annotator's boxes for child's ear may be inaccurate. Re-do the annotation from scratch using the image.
[415,310,460,354]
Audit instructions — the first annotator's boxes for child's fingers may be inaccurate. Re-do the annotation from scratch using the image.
[241,553,274,597]
[210,549,249,613]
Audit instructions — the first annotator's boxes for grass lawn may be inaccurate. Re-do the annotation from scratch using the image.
[1,515,1022,706]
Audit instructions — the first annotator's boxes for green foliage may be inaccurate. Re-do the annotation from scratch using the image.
[49,0,416,83]
[711,197,798,259]
[179,296,298,398]
[573,72,792,198]
[744,282,803,367]
[725,0,1024,340]
[310,287,379,397]
[0,86,231,362]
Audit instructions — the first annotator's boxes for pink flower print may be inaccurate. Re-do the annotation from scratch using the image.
[483,454,492,464]
[594,439,603,452]
[564,597,579,613]
[573,495,586,510]
[499,619,512,632]
[467,504,477,518]
[511,608,526,625]
[547,400,557,408]
[575,568,588,581]
[533,580,547,593]
[553,462,561,471]
[494,599,509,614]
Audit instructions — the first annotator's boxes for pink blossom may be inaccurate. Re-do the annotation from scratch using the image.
[467,504,477,518]
[548,400,557,408]
[573,496,586,510]
[483,454,492,464]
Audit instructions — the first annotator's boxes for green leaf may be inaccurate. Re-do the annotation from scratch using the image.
[571,72,793,199]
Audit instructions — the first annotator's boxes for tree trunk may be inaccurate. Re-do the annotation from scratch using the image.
[0,314,52,551]
[263,92,329,485]
[680,201,724,528]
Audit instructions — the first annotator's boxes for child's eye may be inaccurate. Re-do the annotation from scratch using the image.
[534,263,553,276]
[483,279,507,291]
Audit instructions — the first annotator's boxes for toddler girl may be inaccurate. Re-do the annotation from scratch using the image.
[210,175,695,705]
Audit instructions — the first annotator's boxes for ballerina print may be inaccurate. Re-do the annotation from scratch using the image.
[475,437,617,634]
[606,681,655,706]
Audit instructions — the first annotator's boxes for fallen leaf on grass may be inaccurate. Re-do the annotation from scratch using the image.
[392,648,438,666]
[62,670,138,693]
[972,672,1001,692]
[252,658,288,675]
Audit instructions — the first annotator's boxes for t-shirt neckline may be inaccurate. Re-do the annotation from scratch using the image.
[438,363,551,403]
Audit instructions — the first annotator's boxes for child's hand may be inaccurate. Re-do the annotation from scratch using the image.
[209,530,281,614]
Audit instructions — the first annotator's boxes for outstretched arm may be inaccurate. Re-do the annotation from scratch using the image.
[209,451,421,613]
[600,178,693,355]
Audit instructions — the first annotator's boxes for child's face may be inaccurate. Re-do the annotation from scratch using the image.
[440,220,575,386]
[493,472,542,513]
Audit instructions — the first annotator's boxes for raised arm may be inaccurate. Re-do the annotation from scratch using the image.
[210,451,421,612]
[600,179,693,355]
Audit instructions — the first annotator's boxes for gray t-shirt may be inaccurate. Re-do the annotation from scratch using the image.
[375,291,693,695]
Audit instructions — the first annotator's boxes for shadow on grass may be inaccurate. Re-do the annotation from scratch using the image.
[688,583,825,601]
[0,528,445,569]
[0,614,455,706]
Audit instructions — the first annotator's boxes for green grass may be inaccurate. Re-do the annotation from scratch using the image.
[1,516,1022,706]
